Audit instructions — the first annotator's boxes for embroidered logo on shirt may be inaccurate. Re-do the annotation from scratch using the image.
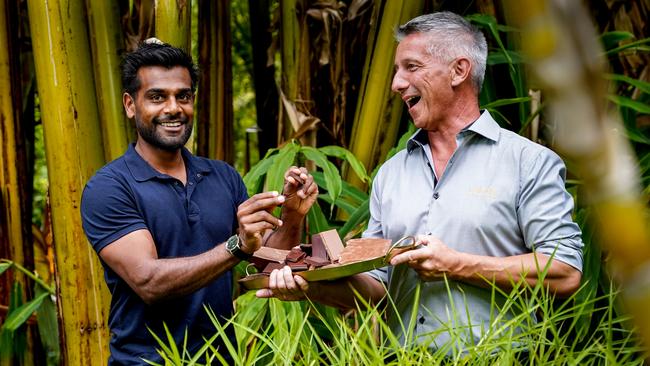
[468,186,497,200]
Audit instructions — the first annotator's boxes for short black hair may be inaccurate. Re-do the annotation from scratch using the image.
[121,41,198,96]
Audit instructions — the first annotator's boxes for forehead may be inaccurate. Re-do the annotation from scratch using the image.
[394,33,435,63]
[136,66,192,92]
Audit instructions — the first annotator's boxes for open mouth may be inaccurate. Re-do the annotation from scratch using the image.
[406,96,421,108]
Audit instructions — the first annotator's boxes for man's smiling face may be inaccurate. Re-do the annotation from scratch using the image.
[391,33,455,130]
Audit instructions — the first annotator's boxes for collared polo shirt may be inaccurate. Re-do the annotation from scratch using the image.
[364,111,583,352]
[81,144,247,365]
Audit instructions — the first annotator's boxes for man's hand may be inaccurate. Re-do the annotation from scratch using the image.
[390,235,461,281]
[237,191,286,254]
[281,166,318,216]
[255,265,310,301]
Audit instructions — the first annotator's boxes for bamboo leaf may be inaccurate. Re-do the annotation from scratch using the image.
[1,292,48,332]
[481,97,532,109]
[608,95,650,114]
[306,201,331,235]
[266,142,299,194]
[34,285,60,366]
[300,146,342,205]
[311,171,367,206]
[318,145,369,182]
[0,261,12,276]
[338,197,370,239]
[605,74,650,94]
[318,194,357,216]
[487,49,525,65]
[604,37,650,56]
[243,153,278,196]
[599,31,635,51]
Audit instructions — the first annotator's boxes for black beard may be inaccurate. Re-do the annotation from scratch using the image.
[135,115,193,152]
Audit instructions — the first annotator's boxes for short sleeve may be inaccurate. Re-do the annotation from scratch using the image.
[81,172,148,253]
[517,148,584,271]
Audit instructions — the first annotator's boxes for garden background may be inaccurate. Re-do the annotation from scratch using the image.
[0,0,649,364]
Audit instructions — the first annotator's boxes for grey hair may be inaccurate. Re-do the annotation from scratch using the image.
[396,12,487,93]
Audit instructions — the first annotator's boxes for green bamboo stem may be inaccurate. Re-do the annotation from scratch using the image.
[26,0,111,364]
[154,0,191,52]
[85,0,131,160]
[346,1,424,189]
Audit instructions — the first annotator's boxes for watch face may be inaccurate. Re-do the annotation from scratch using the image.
[226,235,239,251]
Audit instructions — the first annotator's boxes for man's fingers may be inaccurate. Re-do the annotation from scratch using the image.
[390,248,426,266]
[255,288,274,298]
[238,192,285,215]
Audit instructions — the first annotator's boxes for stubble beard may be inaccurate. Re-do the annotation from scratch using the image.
[135,115,193,152]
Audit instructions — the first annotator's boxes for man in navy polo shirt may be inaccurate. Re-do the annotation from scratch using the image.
[81,40,318,365]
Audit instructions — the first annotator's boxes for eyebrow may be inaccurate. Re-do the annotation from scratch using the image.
[144,88,193,94]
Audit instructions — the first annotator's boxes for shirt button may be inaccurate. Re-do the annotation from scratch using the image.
[189,182,193,185]
[196,173,201,177]
[433,192,440,199]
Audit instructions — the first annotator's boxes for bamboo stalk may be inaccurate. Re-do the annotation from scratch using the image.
[346,0,424,188]
[154,0,191,52]
[197,0,233,162]
[26,0,111,364]
[85,0,131,160]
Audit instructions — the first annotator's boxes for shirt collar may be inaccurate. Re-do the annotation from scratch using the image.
[406,110,500,153]
[124,143,211,182]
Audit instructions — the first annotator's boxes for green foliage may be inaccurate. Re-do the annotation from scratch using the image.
[149,277,644,365]
[0,259,59,365]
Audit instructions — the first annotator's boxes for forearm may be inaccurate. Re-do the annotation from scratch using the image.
[307,274,387,310]
[134,244,239,304]
[264,210,305,250]
[452,252,581,297]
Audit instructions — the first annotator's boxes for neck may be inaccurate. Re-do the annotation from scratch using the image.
[134,139,186,180]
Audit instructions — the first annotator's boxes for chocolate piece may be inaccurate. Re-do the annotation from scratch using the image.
[303,256,331,267]
[262,262,286,273]
[339,238,391,264]
[311,229,344,261]
[299,243,312,256]
[285,248,307,263]
[249,246,289,271]
[286,262,309,271]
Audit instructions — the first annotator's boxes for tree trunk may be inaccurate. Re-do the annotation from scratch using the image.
[26,0,111,364]
[196,0,234,163]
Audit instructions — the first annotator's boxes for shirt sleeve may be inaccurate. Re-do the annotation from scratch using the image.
[81,172,148,254]
[517,148,584,271]
[363,170,389,284]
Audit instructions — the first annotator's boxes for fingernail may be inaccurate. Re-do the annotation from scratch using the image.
[271,191,279,196]
[277,195,285,203]
[278,219,283,226]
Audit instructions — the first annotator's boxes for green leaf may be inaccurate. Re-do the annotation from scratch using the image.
[300,146,342,206]
[599,31,635,51]
[318,145,370,183]
[318,194,358,216]
[266,141,300,194]
[0,261,13,276]
[306,201,331,235]
[243,153,278,196]
[311,171,368,206]
[604,37,650,56]
[608,95,650,114]
[34,284,60,366]
[337,197,370,239]
[481,97,532,109]
[1,292,49,332]
[487,49,524,65]
[605,73,650,95]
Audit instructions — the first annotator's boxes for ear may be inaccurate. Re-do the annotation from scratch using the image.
[450,58,472,87]
[123,92,136,119]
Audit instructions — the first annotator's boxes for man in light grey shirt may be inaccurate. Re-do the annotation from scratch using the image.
[257,11,583,352]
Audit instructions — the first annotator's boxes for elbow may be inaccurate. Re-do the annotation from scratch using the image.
[553,268,582,298]
[130,269,164,305]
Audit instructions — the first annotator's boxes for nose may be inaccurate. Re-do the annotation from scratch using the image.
[391,70,408,94]
[163,97,182,115]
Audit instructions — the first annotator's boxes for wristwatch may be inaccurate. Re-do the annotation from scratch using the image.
[225,235,252,261]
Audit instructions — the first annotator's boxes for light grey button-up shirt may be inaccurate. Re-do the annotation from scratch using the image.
[364,110,583,351]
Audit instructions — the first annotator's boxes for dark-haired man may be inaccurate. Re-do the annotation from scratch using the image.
[81,40,318,365]
[259,11,583,354]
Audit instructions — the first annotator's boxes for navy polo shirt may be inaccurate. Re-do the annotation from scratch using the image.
[81,144,247,365]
